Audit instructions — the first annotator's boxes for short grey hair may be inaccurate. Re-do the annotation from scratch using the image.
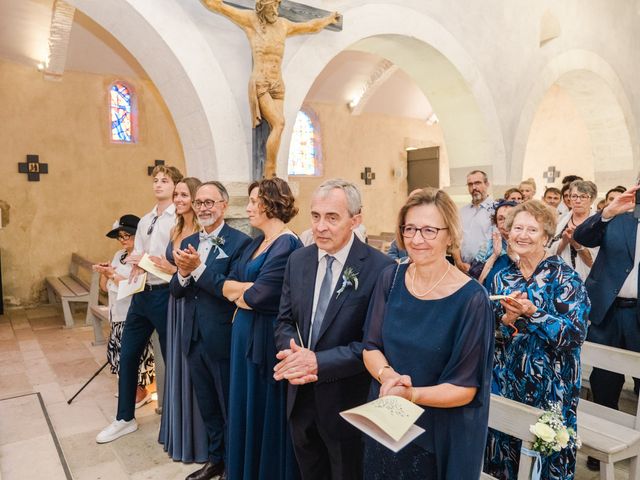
[314,179,362,217]
[198,181,229,202]
[570,180,597,200]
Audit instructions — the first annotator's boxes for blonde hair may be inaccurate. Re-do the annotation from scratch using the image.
[172,177,201,241]
[396,187,461,253]
[519,178,537,193]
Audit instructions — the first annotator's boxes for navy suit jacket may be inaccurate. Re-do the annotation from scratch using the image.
[170,223,251,358]
[573,211,639,325]
[275,237,394,436]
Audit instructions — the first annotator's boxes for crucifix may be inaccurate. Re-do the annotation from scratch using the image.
[18,154,49,181]
[147,159,165,176]
[360,167,376,185]
[543,166,561,184]
[201,0,342,180]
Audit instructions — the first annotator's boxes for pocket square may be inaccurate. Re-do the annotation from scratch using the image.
[215,248,229,260]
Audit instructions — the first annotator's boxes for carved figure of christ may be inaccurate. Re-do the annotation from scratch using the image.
[202,0,340,178]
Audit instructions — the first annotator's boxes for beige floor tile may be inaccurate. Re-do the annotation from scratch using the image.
[46,347,95,365]
[13,328,35,341]
[0,394,50,446]
[50,358,104,386]
[110,415,171,475]
[18,339,40,352]
[46,399,111,438]
[0,339,19,353]
[59,431,117,470]
[0,434,67,480]
[25,305,61,320]
[0,324,15,341]
[72,460,130,480]
[20,348,45,361]
[0,373,33,398]
[129,461,200,480]
[10,317,30,331]
[33,382,67,406]
[0,360,26,375]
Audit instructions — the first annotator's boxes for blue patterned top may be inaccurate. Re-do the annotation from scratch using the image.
[491,255,590,430]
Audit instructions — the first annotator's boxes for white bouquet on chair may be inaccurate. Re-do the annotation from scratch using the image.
[529,402,581,455]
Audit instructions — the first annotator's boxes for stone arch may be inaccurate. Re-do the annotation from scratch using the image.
[65,0,249,181]
[513,50,638,188]
[281,3,505,184]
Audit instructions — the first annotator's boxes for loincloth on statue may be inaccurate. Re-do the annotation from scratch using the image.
[249,78,285,127]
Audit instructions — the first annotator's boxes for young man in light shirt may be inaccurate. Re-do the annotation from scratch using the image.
[97,165,183,443]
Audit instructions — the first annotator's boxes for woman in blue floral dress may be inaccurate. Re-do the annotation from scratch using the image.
[483,200,590,480]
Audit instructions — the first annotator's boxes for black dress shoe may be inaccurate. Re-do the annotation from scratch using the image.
[586,456,600,471]
[185,461,225,480]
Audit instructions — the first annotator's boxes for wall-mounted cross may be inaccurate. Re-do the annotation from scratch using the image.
[18,155,48,181]
[360,167,376,185]
[147,159,165,176]
[542,166,561,184]
[224,0,342,31]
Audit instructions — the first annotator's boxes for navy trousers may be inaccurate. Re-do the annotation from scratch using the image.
[187,336,230,463]
[588,303,640,409]
[116,287,169,421]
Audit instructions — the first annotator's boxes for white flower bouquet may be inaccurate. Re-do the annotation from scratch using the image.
[529,402,581,456]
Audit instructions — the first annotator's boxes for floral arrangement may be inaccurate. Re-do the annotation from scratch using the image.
[529,402,581,456]
[336,267,359,298]
[210,236,225,248]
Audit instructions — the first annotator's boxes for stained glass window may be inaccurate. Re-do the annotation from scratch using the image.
[288,109,322,176]
[110,82,135,143]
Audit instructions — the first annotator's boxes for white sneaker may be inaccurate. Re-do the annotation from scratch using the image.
[96,419,138,444]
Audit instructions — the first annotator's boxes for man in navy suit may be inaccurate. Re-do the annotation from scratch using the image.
[274,179,394,480]
[574,184,639,470]
[171,181,251,480]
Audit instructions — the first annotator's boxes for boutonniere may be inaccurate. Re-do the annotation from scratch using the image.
[210,236,225,248]
[336,267,359,298]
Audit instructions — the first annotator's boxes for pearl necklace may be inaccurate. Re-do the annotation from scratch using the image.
[410,263,451,298]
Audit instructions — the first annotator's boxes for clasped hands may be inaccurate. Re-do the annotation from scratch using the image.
[500,292,537,327]
[173,245,201,277]
[273,339,318,385]
[379,368,413,402]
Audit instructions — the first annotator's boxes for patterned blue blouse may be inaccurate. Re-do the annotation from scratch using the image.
[484,255,590,480]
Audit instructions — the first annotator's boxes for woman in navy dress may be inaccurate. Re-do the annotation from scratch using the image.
[154,177,209,464]
[483,201,589,480]
[363,188,494,479]
[223,177,302,480]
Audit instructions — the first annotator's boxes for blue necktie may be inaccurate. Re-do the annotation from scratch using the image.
[311,256,335,349]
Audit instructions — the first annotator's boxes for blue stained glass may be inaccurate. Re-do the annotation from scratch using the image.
[110,83,133,142]
[288,110,318,175]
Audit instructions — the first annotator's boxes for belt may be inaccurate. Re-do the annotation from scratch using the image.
[615,297,637,308]
[143,283,169,292]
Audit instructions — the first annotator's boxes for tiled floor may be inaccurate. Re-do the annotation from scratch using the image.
[0,306,199,480]
[0,305,634,479]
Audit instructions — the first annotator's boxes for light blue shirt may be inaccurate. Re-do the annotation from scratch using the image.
[460,197,494,263]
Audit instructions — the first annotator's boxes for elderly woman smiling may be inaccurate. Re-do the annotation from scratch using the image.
[483,200,590,480]
[363,188,494,479]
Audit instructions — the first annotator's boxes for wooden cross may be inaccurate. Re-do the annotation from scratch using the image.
[360,167,376,185]
[18,155,48,181]
[224,0,343,31]
[148,159,165,176]
[542,166,561,184]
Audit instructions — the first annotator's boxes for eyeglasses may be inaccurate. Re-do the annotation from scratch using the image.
[117,232,132,241]
[147,215,158,235]
[192,199,225,210]
[400,225,448,240]
[570,194,591,201]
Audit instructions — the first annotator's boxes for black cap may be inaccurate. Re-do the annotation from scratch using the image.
[106,214,140,238]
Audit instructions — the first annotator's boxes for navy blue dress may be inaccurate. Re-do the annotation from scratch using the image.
[484,256,590,480]
[363,263,494,480]
[158,242,209,463]
[227,234,302,480]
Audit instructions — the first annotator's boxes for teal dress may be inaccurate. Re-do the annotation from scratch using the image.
[227,234,302,480]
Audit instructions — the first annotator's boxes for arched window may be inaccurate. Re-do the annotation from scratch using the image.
[110,82,136,143]
[288,107,322,176]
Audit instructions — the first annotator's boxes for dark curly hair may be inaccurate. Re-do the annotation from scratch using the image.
[248,177,298,223]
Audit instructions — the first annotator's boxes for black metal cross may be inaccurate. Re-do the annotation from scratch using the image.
[148,159,165,176]
[543,166,561,184]
[360,167,376,185]
[18,155,48,181]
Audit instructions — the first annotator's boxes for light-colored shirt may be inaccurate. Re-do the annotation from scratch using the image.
[547,212,599,282]
[106,249,133,323]
[134,203,177,284]
[177,222,225,286]
[310,234,355,327]
[460,196,494,262]
[611,217,640,299]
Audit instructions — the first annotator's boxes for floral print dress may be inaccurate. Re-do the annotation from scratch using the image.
[483,256,590,480]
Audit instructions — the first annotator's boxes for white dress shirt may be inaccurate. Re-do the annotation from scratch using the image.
[609,216,640,299]
[106,249,133,323]
[460,197,494,262]
[134,203,177,284]
[310,234,355,326]
[177,222,225,286]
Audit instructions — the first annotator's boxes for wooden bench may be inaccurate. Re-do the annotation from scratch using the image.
[45,253,99,328]
[481,394,544,480]
[87,305,109,346]
[578,341,640,480]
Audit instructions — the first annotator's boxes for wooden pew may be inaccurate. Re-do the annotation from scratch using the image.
[579,341,640,480]
[45,253,99,328]
[481,394,544,480]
